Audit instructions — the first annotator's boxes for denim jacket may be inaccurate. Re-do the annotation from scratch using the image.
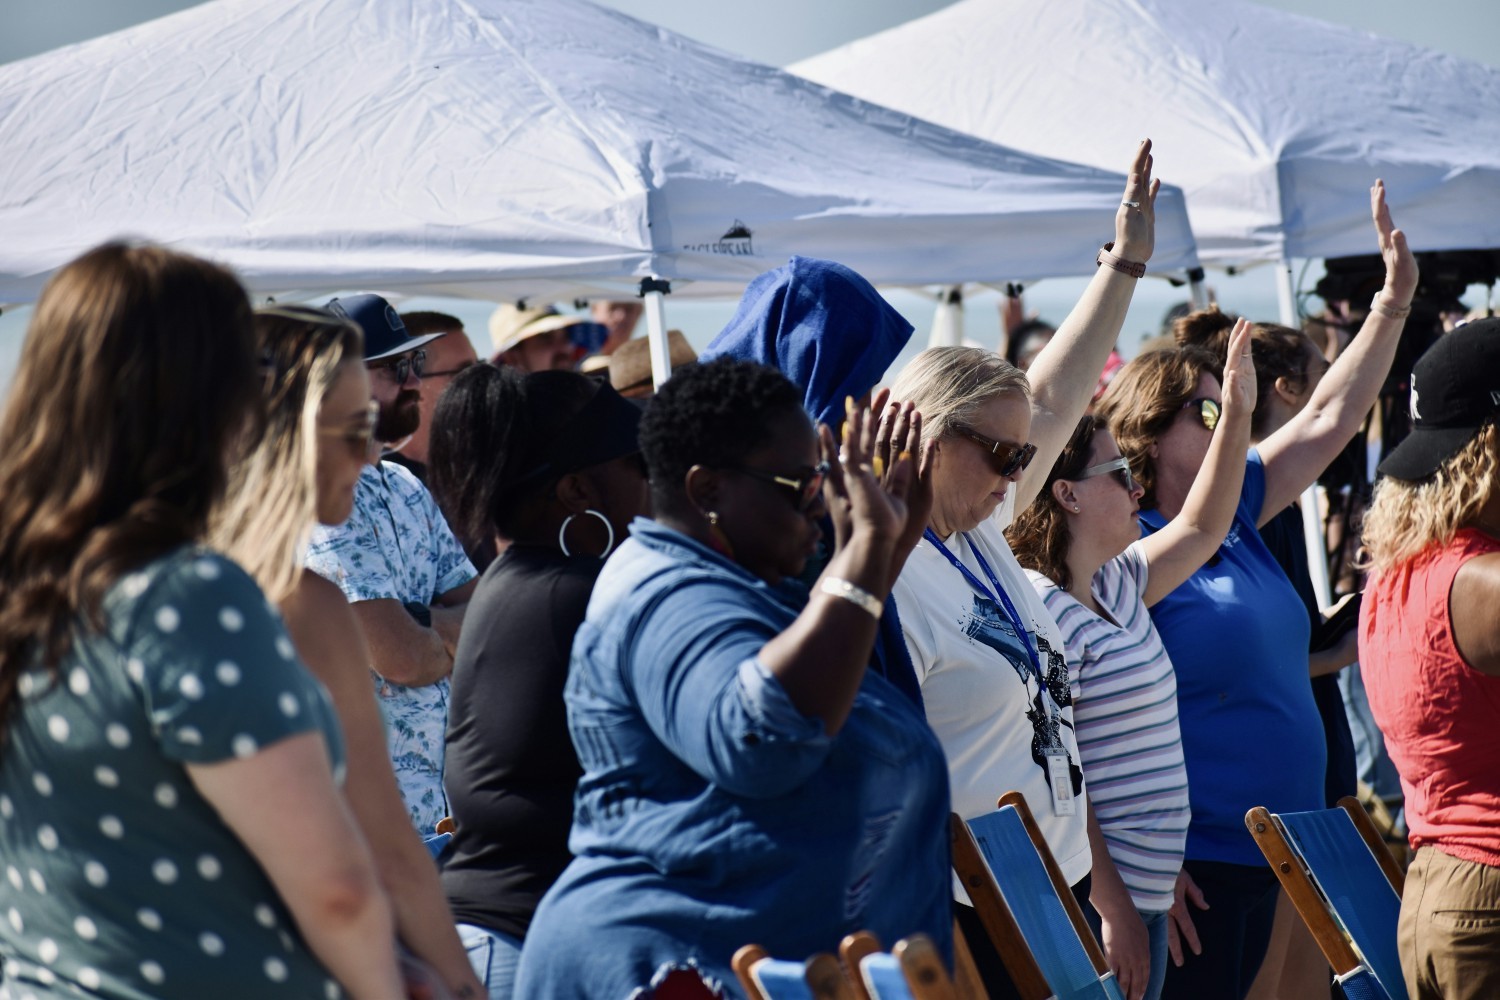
[515,519,951,999]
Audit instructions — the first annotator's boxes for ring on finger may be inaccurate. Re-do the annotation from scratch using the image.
[1122,199,1141,209]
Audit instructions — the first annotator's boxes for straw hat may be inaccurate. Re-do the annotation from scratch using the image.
[488,304,586,356]
[609,330,697,394]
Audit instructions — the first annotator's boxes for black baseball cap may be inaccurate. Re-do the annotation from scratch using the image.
[1378,316,1500,482]
[326,293,445,362]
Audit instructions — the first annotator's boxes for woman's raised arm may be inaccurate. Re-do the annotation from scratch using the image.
[1256,180,1419,523]
[1019,140,1160,510]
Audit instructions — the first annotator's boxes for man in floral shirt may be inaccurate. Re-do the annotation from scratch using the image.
[307,294,478,835]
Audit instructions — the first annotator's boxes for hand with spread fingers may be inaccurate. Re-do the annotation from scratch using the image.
[1113,139,1162,265]
[818,397,914,556]
[871,394,936,584]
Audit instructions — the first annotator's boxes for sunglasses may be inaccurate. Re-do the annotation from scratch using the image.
[1181,397,1221,432]
[318,400,380,461]
[370,349,426,384]
[1077,456,1138,494]
[953,425,1038,479]
[733,461,830,512]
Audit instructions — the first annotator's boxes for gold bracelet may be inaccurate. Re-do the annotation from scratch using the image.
[820,577,883,619]
[1370,292,1412,320]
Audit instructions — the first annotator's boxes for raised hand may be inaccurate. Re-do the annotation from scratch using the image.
[1372,179,1418,306]
[1114,139,1162,264]
[820,398,913,554]
[1220,317,1259,420]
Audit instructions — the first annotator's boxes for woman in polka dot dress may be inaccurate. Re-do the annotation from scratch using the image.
[213,305,483,998]
[0,244,404,998]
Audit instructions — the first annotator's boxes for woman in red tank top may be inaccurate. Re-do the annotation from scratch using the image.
[1360,316,1500,1000]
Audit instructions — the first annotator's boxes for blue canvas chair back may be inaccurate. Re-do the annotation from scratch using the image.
[966,807,1125,1000]
[859,953,913,1000]
[1277,808,1406,1000]
[748,958,817,1000]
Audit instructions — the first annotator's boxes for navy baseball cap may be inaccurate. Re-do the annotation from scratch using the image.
[326,294,445,362]
[1378,316,1500,482]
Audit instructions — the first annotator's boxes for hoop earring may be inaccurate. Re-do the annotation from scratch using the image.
[558,509,615,558]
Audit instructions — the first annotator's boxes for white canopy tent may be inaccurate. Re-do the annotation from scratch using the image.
[797,0,1500,606]
[794,0,1500,268]
[0,0,1199,320]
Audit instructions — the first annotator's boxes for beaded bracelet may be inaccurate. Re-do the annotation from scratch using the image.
[820,577,883,619]
[1370,292,1412,320]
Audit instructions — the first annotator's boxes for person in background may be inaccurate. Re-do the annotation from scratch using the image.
[514,358,949,999]
[0,243,401,999]
[488,304,585,372]
[390,310,479,484]
[1174,307,1360,1000]
[425,365,650,1000]
[591,299,644,356]
[1094,181,1416,1000]
[309,293,479,837]
[1007,320,1257,1000]
[213,304,485,999]
[887,139,1161,1000]
[702,255,925,705]
[608,328,698,399]
[1359,317,1500,1000]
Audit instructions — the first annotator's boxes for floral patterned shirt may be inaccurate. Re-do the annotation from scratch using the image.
[306,461,476,834]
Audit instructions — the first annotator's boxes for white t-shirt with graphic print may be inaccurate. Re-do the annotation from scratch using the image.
[893,496,1092,890]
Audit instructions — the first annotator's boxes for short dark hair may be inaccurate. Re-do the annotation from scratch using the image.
[399,310,464,338]
[640,358,804,513]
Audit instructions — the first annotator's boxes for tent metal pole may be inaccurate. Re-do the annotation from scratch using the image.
[1277,259,1334,610]
[929,285,964,348]
[1188,266,1208,309]
[640,276,672,391]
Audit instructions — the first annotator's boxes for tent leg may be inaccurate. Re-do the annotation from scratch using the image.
[1277,260,1334,610]
[930,285,964,349]
[640,276,672,391]
[1188,266,1208,309]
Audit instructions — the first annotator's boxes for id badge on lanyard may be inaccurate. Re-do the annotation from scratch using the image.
[1044,749,1076,816]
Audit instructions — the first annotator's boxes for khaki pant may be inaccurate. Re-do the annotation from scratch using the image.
[1399,846,1500,999]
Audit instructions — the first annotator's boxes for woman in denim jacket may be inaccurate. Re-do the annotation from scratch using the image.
[514,358,950,998]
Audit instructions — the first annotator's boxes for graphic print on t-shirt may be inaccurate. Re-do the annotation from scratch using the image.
[960,594,1084,795]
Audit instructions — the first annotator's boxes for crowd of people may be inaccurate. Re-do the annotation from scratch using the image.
[0,138,1495,1000]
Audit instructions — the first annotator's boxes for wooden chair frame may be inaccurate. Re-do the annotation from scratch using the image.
[732,944,860,1000]
[1245,795,1405,980]
[949,791,1113,1000]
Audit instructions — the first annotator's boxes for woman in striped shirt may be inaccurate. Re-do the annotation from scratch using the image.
[1006,319,1255,1000]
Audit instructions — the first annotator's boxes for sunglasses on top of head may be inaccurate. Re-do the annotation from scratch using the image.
[371,349,427,384]
[732,461,831,512]
[952,425,1038,479]
[1076,455,1138,494]
[1181,397,1221,432]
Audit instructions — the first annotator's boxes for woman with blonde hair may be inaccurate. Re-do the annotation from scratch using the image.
[887,140,1160,1000]
[1358,317,1500,1000]
[0,244,402,998]
[213,305,484,999]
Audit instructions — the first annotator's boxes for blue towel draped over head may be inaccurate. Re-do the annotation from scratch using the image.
[703,256,923,708]
[703,256,915,431]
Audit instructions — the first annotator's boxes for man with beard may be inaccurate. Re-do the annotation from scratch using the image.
[306,294,479,836]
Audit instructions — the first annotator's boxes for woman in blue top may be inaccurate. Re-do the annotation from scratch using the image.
[1093,181,1418,1000]
[514,358,950,999]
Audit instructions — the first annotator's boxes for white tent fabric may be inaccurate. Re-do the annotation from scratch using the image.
[0,0,1199,305]
[794,0,1500,267]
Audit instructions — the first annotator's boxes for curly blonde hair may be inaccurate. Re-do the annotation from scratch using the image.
[1361,423,1500,573]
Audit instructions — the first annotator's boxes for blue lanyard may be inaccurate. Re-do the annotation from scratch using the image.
[923,527,1045,684]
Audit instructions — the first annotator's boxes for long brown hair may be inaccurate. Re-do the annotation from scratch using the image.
[0,242,259,747]
[1094,346,1221,511]
[1007,415,1099,590]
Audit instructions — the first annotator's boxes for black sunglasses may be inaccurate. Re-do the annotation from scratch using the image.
[1181,397,1221,432]
[732,461,830,512]
[953,425,1038,479]
[370,349,427,384]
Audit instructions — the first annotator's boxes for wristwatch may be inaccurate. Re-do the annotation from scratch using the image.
[1096,241,1147,279]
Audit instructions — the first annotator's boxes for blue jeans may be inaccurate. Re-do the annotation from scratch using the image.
[457,923,523,1000]
[1083,904,1169,1000]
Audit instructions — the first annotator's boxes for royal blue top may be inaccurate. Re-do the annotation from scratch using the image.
[514,519,951,999]
[1139,451,1324,866]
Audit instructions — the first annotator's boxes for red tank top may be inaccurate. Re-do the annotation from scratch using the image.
[1361,528,1500,867]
